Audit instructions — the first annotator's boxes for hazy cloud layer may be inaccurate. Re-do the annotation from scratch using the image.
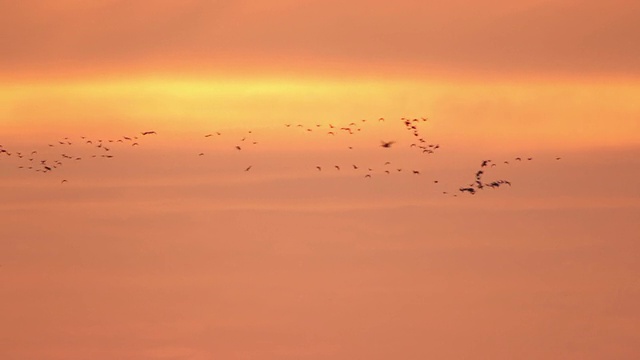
[1,0,639,76]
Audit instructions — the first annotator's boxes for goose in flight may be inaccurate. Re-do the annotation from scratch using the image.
[459,187,476,195]
[380,140,395,148]
[141,131,157,135]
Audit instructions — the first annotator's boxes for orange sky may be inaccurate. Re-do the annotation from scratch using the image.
[1,0,640,78]
[1,1,640,359]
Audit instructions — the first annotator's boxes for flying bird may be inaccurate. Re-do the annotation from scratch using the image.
[141,131,157,135]
[380,140,396,148]
[459,187,476,195]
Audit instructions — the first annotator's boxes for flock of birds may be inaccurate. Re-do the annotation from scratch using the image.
[0,116,561,197]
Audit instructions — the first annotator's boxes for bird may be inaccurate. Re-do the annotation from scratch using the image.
[245,166,252,171]
[198,153,204,156]
[141,131,157,135]
[334,166,340,170]
[61,180,68,184]
[459,187,476,195]
[316,166,322,171]
[235,146,242,150]
[380,140,395,148]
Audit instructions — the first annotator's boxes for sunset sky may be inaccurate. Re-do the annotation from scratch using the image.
[1,1,639,359]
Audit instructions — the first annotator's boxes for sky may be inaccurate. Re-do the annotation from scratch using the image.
[1,1,639,359]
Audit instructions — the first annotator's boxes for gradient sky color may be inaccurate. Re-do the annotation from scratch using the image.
[1,1,639,360]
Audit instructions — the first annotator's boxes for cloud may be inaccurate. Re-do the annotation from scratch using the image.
[1,0,639,76]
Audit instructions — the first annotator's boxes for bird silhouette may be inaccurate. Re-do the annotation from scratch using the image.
[459,187,476,195]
